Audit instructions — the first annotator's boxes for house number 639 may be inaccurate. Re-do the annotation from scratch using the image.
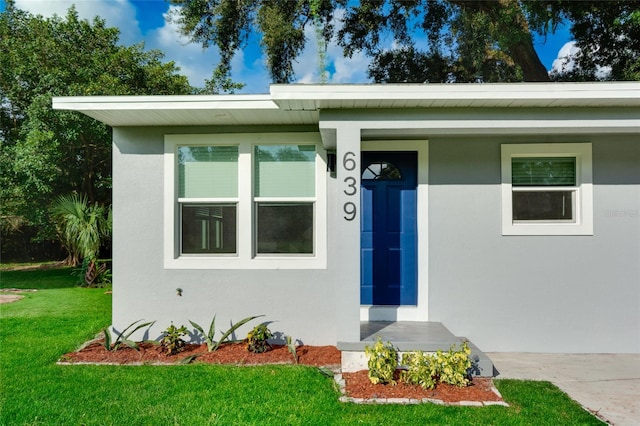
[343,151,357,221]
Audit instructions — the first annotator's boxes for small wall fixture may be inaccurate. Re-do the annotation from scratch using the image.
[176,288,183,297]
[327,151,337,173]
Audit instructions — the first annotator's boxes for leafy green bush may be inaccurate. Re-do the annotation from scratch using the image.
[436,341,472,387]
[401,351,438,389]
[189,314,263,352]
[246,324,273,353]
[401,341,472,389]
[161,322,188,355]
[364,337,398,385]
[103,319,155,352]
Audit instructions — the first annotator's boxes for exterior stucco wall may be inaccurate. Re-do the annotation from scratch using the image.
[112,126,360,345]
[428,135,640,353]
[112,124,639,353]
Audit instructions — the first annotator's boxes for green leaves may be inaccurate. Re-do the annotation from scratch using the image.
[103,320,156,352]
[245,324,273,354]
[160,322,189,355]
[364,337,398,385]
[0,5,192,258]
[286,335,298,364]
[365,338,472,389]
[50,193,111,266]
[401,341,472,389]
[190,314,262,352]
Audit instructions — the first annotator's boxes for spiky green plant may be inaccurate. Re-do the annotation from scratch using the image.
[286,335,298,363]
[189,314,262,352]
[103,319,155,352]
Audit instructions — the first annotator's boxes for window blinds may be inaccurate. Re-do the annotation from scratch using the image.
[512,157,576,186]
[178,146,238,198]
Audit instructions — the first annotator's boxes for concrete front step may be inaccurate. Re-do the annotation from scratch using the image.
[337,321,494,377]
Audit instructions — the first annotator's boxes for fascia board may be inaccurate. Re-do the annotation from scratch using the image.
[52,95,277,111]
[270,82,640,109]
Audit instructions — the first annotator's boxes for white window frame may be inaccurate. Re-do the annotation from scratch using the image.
[253,144,317,257]
[501,143,593,236]
[164,133,327,269]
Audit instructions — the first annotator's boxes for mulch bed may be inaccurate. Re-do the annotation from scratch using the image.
[61,341,341,366]
[60,341,505,405]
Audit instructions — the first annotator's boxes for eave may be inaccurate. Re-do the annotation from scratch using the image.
[52,83,640,138]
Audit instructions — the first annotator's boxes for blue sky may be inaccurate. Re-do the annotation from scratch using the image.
[2,0,574,92]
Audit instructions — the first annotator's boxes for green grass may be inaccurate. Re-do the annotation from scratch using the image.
[0,268,603,425]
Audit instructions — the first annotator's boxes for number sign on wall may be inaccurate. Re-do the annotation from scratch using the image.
[342,151,357,221]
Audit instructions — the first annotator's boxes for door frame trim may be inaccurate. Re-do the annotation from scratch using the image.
[360,140,429,321]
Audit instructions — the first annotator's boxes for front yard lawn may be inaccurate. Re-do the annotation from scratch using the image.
[0,267,603,425]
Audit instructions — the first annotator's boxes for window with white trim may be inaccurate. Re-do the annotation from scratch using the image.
[501,143,593,235]
[178,146,238,255]
[164,133,326,269]
[254,145,315,255]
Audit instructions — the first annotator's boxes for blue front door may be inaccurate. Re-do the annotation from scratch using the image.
[361,152,417,305]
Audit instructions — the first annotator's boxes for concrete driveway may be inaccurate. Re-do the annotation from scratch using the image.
[488,353,640,425]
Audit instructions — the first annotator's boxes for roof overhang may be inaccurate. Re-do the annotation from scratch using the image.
[270,82,640,109]
[52,83,640,142]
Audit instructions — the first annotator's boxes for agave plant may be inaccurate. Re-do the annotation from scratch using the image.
[103,320,156,352]
[190,314,263,352]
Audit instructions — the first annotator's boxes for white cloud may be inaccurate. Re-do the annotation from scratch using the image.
[145,6,217,89]
[291,7,371,86]
[229,42,271,94]
[551,40,611,79]
[9,2,373,91]
[13,1,219,88]
[15,0,143,45]
[551,41,580,75]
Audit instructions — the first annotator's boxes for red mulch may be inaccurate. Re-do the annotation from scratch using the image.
[61,341,502,404]
[343,370,501,402]
[62,341,341,366]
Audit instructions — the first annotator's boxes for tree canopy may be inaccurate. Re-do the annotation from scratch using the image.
[0,3,193,259]
[169,0,640,85]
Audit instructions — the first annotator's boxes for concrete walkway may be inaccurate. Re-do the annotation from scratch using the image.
[488,353,640,425]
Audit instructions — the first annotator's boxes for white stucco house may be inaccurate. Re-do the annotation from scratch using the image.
[53,82,640,355]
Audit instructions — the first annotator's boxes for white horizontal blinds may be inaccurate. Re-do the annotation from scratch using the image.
[178,146,238,198]
[254,145,315,197]
[512,157,576,186]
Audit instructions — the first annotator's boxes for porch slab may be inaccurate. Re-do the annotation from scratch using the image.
[338,321,494,376]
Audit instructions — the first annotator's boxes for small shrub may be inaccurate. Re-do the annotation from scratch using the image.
[436,341,472,387]
[364,337,398,385]
[103,319,155,352]
[246,324,273,353]
[161,322,188,355]
[401,351,438,389]
[189,314,263,352]
[401,341,472,389]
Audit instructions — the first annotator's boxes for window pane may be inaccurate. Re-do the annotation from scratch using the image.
[362,161,402,180]
[182,204,237,254]
[178,146,238,198]
[512,157,576,186]
[254,145,315,197]
[513,191,574,221]
[256,203,313,254]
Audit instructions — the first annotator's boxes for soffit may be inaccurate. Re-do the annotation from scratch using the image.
[270,82,640,110]
[52,82,640,128]
[52,95,319,127]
